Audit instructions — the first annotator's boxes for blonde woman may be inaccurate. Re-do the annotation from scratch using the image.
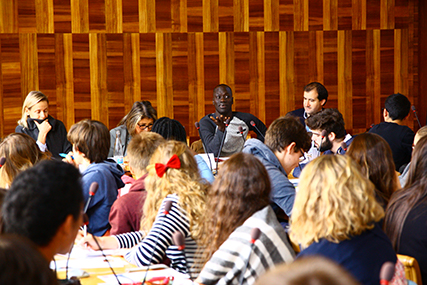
[290,155,405,285]
[80,140,208,276]
[0,133,50,188]
[16,91,71,159]
[108,101,157,157]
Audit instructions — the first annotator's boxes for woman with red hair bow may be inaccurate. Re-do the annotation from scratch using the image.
[80,140,208,277]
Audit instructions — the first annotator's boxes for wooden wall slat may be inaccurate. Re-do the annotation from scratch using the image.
[0,0,422,138]
[0,0,18,33]
[19,33,39,97]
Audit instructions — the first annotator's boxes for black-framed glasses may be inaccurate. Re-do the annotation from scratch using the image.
[137,123,153,130]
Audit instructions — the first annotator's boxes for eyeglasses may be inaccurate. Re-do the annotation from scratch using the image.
[137,123,153,130]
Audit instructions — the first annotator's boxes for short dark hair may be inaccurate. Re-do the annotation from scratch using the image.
[306,108,346,140]
[304,82,328,103]
[265,116,311,153]
[385,93,411,121]
[67,119,110,163]
[2,160,83,247]
[152,117,187,144]
[213,84,233,97]
[0,235,57,285]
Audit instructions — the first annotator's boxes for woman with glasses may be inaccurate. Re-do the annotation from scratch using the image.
[108,101,157,157]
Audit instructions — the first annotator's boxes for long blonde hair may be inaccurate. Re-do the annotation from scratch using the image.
[290,155,383,248]
[0,133,50,188]
[141,141,207,239]
[18,91,49,129]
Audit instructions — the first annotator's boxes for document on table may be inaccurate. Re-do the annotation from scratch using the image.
[51,255,128,270]
[98,268,194,285]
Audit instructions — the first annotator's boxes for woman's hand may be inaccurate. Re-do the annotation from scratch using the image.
[77,233,119,251]
[35,120,52,144]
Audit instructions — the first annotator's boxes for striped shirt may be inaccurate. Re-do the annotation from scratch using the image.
[198,206,295,285]
[114,194,202,277]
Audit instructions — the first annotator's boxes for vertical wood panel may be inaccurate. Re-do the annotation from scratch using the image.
[106,0,123,33]
[294,0,308,31]
[324,0,338,30]
[89,33,108,122]
[36,0,54,33]
[123,33,141,110]
[204,0,218,32]
[234,0,248,32]
[219,32,234,89]
[279,31,295,114]
[188,33,205,123]
[71,0,89,33]
[394,29,408,96]
[19,34,39,96]
[156,33,173,118]
[265,0,279,31]
[338,30,352,127]
[55,33,74,128]
[366,30,381,125]
[381,0,395,29]
[0,0,18,33]
[352,0,366,30]
[171,0,187,32]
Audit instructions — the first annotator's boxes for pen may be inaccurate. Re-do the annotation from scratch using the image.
[59,153,74,160]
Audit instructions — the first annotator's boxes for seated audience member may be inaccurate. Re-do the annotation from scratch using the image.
[109,132,165,235]
[109,101,157,157]
[0,133,50,188]
[66,119,124,236]
[254,256,361,285]
[2,160,84,262]
[291,155,405,285]
[15,91,72,159]
[385,136,427,285]
[399,125,427,187]
[199,84,267,157]
[369,93,415,171]
[243,116,311,217]
[80,141,208,277]
[197,153,295,285]
[287,82,328,128]
[306,108,353,155]
[152,117,215,184]
[0,235,57,285]
[346,133,399,208]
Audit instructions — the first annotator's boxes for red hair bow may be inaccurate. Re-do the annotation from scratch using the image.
[155,154,181,177]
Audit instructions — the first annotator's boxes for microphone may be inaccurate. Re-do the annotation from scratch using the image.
[215,118,231,174]
[195,122,213,172]
[238,228,261,285]
[412,105,422,128]
[379,261,395,285]
[0,157,5,168]
[141,200,173,285]
[83,182,99,214]
[250,121,265,141]
[238,126,246,143]
[318,130,328,152]
[339,142,348,154]
[172,231,191,280]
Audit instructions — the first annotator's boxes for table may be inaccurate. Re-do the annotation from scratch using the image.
[54,247,193,285]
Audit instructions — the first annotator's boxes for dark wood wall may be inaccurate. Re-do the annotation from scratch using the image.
[0,0,421,140]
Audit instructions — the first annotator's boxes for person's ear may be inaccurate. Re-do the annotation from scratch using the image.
[285,142,297,154]
[383,108,389,119]
[25,107,30,116]
[328,132,336,142]
[320,99,326,107]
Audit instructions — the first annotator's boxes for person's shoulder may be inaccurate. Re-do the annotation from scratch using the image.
[287,108,304,116]
[15,125,24,132]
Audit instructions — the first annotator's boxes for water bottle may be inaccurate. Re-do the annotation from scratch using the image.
[113,130,124,166]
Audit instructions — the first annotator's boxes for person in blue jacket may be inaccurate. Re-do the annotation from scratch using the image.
[65,119,124,236]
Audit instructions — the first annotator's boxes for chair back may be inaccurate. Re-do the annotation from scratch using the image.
[397,254,423,285]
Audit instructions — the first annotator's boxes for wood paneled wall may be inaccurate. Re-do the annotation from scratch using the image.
[0,0,420,139]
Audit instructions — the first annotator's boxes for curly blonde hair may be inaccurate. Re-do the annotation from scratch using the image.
[141,141,208,239]
[290,155,383,248]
